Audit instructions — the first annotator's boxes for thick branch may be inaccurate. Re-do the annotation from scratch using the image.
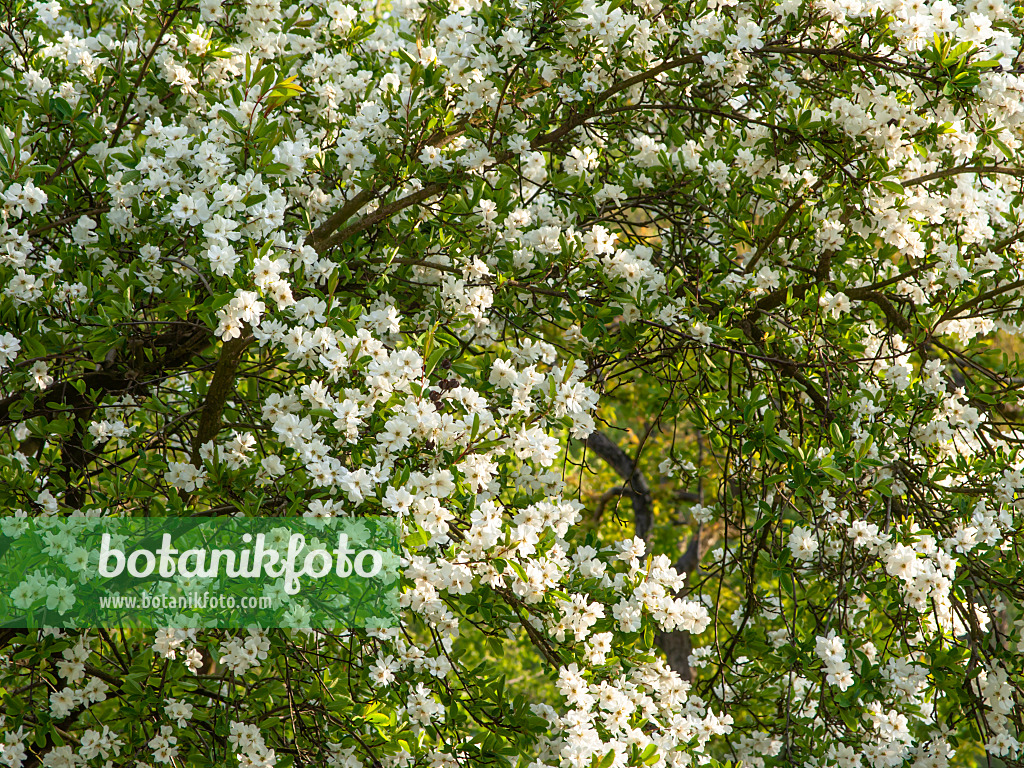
[903,164,1024,188]
[0,323,209,429]
[584,431,653,541]
[190,333,252,466]
[936,277,1024,324]
[315,183,446,254]
[305,187,376,251]
[844,287,913,334]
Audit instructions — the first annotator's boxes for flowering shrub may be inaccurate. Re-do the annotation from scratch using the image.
[1,0,1024,765]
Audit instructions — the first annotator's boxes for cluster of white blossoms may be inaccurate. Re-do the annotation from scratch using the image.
[231,303,602,498]
[815,632,854,692]
[230,720,279,768]
[547,658,731,768]
[218,629,272,676]
[2,0,1024,756]
[787,525,819,561]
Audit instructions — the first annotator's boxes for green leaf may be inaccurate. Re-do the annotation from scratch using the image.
[486,636,504,657]
[425,347,447,376]
[49,96,73,119]
[991,136,1013,158]
[405,529,430,548]
[505,559,528,583]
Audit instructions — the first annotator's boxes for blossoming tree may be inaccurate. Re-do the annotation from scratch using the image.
[1,0,1024,764]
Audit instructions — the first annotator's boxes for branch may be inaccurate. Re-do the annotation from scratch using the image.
[936,277,1024,324]
[584,431,653,541]
[190,333,252,466]
[529,55,704,152]
[744,194,809,275]
[903,164,1024,188]
[305,187,376,251]
[314,183,446,254]
[593,485,625,522]
[844,287,913,334]
[0,324,209,429]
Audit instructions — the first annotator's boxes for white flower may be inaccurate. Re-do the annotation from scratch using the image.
[755,265,780,292]
[18,180,48,214]
[45,578,76,614]
[170,193,210,225]
[12,578,41,609]
[29,360,53,389]
[207,243,239,276]
[0,332,22,368]
[164,461,207,492]
[788,525,819,561]
[819,291,851,319]
[419,145,452,170]
[690,322,712,345]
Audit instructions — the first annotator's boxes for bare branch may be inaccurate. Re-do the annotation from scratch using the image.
[584,430,654,541]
